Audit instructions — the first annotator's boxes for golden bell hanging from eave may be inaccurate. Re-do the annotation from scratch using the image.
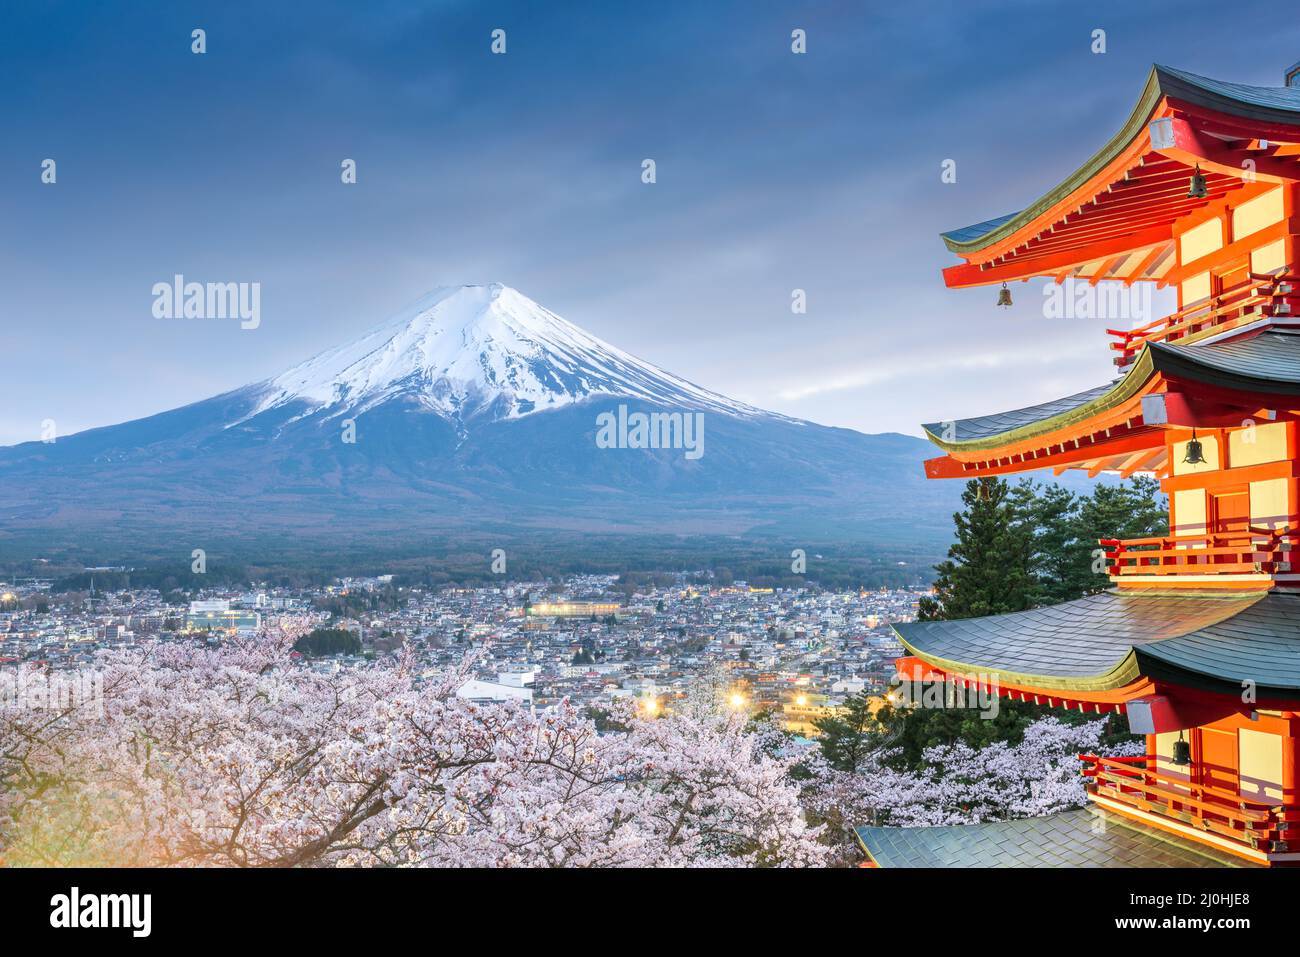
[1187,164,1208,200]
[996,282,1013,307]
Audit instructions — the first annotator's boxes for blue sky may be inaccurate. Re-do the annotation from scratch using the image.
[3,0,1298,445]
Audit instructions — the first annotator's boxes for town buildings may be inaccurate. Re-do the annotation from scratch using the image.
[0,570,917,734]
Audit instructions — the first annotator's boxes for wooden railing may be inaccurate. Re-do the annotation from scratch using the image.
[1079,755,1300,853]
[1108,269,1298,369]
[1101,525,1299,579]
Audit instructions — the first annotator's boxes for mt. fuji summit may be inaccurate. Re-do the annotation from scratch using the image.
[0,284,960,554]
[244,284,770,430]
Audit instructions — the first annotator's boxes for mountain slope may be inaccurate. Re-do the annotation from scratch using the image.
[0,284,984,557]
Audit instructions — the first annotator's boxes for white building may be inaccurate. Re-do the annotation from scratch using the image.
[456,678,533,707]
[832,676,868,695]
[189,599,230,614]
[496,669,536,688]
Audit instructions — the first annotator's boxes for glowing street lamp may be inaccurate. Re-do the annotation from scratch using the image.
[641,697,659,715]
[728,691,746,710]
[795,694,808,707]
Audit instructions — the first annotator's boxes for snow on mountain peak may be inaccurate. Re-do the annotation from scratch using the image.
[243,284,769,426]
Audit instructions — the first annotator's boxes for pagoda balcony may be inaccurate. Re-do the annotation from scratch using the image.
[1080,755,1300,856]
[1101,526,1300,584]
[1108,269,1299,370]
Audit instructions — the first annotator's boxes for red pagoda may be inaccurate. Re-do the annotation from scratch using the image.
[861,63,1300,867]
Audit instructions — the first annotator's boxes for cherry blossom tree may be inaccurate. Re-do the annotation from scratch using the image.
[798,715,1144,863]
[0,634,826,868]
[1,627,1148,869]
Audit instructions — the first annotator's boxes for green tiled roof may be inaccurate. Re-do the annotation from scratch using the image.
[1158,64,1300,119]
[922,331,1300,452]
[1149,329,1300,395]
[1138,593,1300,689]
[940,213,1018,246]
[942,65,1300,255]
[923,381,1118,444]
[893,591,1300,693]
[856,807,1252,867]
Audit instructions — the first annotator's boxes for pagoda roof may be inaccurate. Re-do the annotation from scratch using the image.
[856,806,1251,867]
[942,66,1300,253]
[940,65,1300,287]
[922,328,1300,453]
[940,213,1018,247]
[1150,326,1300,394]
[923,380,1118,445]
[893,590,1300,695]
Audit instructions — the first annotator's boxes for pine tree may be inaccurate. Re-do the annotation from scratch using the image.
[1014,480,1092,604]
[918,477,1034,621]
[1015,477,1168,602]
[1076,478,1170,546]
[814,691,882,773]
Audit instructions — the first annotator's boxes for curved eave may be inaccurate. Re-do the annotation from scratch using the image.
[1148,335,1300,396]
[893,590,1293,698]
[942,65,1300,260]
[923,330,1300,457]
[922,349,1155,454]
[905,639,1300,703]
[1134,648,1300,702]
[942,66,1168,257]
[1135,591,1300,696]
[896,632,1144,693]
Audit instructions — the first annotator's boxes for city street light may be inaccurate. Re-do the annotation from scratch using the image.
[795,694,808,707]
[728,691,746,710]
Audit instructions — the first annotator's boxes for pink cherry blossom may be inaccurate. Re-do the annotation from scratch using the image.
[0,632,826,868]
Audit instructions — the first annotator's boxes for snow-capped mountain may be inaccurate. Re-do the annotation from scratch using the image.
[0,284,969,556]
[239,284,772,430]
